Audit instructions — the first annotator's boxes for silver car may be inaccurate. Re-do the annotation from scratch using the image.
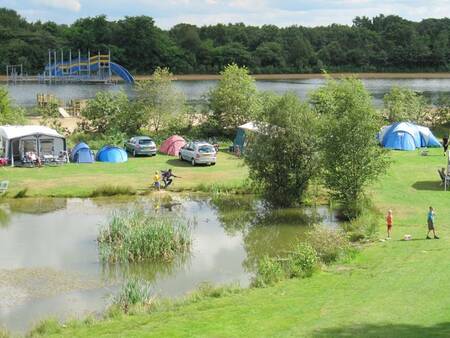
[179,141,217,166]
[125,136,157,157]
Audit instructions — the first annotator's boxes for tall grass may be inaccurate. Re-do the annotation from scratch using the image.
[90,185,136,197]
[97,205,191,263]
[112,278,155,313]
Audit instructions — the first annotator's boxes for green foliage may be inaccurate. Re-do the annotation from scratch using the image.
[251,255,285,288]
[383,86,429,123]
[305,227,351,264]
[97,205,191,263]
[3,9,450,75]
[0,86,25,125]
[245,92,319,207]
[208,64,261,133]
[90,185,136,197]
[343,203,381,242]
[136,67,187,133]
[285,243,318,278]
[113,278,154,313]
[311,77,389,219]
[27,318,61,337]
[189,282,241,301]
[80,91,142,136]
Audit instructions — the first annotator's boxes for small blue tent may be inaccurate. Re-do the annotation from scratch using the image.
[71,142,94,163]
[378,122,441,151]
[96,146,128,163]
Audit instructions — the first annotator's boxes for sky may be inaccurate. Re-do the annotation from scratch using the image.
[1,0,450,28]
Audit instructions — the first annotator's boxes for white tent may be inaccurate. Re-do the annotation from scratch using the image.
[0,125,66,166]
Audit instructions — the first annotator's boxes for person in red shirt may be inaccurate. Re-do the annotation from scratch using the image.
[386,209,393,239]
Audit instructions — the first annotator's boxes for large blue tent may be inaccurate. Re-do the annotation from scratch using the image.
[71,142,94,163]
[378,122,441,151]
[96,146,128,163]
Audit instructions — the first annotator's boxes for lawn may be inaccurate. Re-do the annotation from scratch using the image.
[36,148,450,337]
[1,151,247,197]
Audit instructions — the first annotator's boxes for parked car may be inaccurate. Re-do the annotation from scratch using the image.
[179,141,217,166]
[124,136,157,156]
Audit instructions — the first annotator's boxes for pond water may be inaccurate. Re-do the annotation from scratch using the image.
[6,78,450,108]
[0,195,338,332]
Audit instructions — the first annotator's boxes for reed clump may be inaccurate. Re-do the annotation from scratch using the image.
[97,206,191,263]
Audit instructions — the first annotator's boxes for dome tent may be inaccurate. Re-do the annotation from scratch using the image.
[159,135,186,156]
[378,122,441,151]
[71,142,94,163]
[96,146,128,163]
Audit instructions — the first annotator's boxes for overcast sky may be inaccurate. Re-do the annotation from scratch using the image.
[2,0,450,28]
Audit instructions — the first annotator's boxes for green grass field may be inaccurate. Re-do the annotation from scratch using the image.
[35,148,450,338]
[1,151,247,197]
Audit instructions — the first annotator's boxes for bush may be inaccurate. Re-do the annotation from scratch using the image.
[305,226,351,264]
[285,243,318,278]
[113,278,154,313]
[97,205,191,263]
[251,255,285,288]
[343,207,381,242]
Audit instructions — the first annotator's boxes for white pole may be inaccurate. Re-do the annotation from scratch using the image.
[10,141,14,167]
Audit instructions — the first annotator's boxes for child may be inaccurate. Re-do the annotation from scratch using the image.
[386,209,393,239]
[153,171,160,191]
[426,206,439,239]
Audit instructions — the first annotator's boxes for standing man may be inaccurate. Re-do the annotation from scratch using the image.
[386,209,393,239]
[426,206,439,239]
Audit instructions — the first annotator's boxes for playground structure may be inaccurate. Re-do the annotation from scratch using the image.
[43,49,134,84]
[6,49,134,84]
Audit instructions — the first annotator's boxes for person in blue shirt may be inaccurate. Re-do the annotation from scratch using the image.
[426,206,439,239]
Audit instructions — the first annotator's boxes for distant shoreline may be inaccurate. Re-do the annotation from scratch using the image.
[1,72,450,83]
[139,72,450,81]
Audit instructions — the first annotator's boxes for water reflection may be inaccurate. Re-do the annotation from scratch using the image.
[0,195,338,332]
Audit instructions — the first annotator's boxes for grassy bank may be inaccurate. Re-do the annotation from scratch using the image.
[1,152,247,198]
[33,148,450,337]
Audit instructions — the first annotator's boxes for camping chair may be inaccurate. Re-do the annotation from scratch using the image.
[438,169,450,191]
[0,181,9,196]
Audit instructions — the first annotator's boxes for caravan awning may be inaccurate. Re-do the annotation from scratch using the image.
[0,125,64,140]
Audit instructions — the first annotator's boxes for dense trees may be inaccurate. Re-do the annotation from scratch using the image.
[1,8,450,75]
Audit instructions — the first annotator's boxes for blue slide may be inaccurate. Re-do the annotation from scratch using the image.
[46,58,135,84]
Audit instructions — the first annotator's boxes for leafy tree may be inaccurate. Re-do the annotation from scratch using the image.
[383,86,428,123]
[311,77,389,219]
[0,86,25,124]
[39,100,65,133]
[208,64,261,133]
[81,90,140,135]
[245,92,319,207]
[135,67,186,133]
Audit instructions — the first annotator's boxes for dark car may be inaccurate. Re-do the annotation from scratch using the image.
[124,136,157,157]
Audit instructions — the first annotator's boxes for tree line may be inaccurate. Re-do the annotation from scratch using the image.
[1,7,450,75]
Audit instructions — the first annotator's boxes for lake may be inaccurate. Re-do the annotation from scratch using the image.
[6,78,450,108]
[0,195,337,332]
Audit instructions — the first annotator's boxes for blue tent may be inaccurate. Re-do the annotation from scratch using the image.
[71,142,94,163]
[96,146,128,163]
[378,122,441,151]
[233,122,259,153]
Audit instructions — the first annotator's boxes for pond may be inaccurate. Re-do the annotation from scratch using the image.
[0,195,338,332]
[6,78,450,108]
